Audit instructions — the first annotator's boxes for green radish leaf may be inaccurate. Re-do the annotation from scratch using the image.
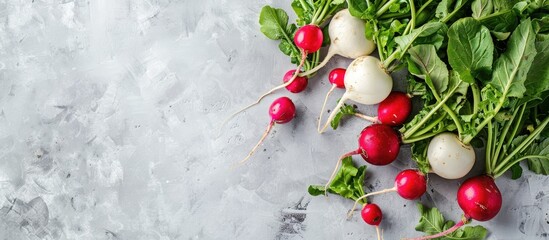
[394,22,445,59]
[347,0,376,20]
[521,40,549,104]
[331,103,358,130]
[472,0,494,18]
[308,157,368,204]
[527,138,549,175]
[478,10,518,33]
[259,6,290,40]
[415,203,488,240]
[448,18,494,83]
[510,162,523,179]
[488,18,536,99]
[410,140,431,174]
[408,44,449,94]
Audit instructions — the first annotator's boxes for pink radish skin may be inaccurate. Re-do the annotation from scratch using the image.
[318,68,346,131]
[351,91,412,126]
[407,175,502,240]
[324,124,400,192]
[238,97,296,165]
[362,204,383,226]
[396,169,427,200]
[294,25,324,53]
[362,203,384,240]
[329,68,346,88]
[358,124,400,166]
[377,91,412,126]
[269,97,296,124]
[283,70,308,93]
[457,175,502,221]
[348,169,426,218]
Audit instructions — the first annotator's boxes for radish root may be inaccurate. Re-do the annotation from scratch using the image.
[219,51,307,133]
[376,225,383,240]
[347,187,397,219]
[299,47,336,77]
[318,85,337,132]
[324,149,361,196]
[319,94,349,133]
[354,113,380,124]
[237,121,275,166]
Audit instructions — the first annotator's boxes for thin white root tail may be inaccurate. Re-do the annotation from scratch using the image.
[318,85,337,132]
[299,47,336,77]
[319,94,348,133]
[233,121,275,168]
[219,51,307,135]
[324,150,360,196]
[347,187,397,219]
[354,113,380,124]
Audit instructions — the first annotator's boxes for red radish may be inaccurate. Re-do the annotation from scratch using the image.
[377,91,412,126]
[361,203,384,240]
[317,68,346,131]
[294,25,323,53]
[406,175,502,240]
[457,175,502,221]
[221,25,323,130]
[362,203,383,225]
[238,97,296,165]
[324,124,400,192]
[329,68,346,88]
[348,169,426,218]
[283,70,308,93]
[350,91,413,127]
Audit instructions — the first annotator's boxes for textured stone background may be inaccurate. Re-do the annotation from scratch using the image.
[0,0,548,239]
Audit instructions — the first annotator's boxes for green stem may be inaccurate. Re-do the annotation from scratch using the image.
[416,0,435,16]
[471,83,480,116]
[402,131,441,144]
[403,83,461,139]
[299,0,310,12]
[442,104,464,138]
[463,94,505,145]
[310,0,325,24]
[376,0,399,17]
[315,0,332,25]
[492,107,523,169]
[490,119,499,173]
[383,49,398,69]
[373,23,386,62]
[494,156,549,178]
[493,116,549,176]
[440,0,470,23]
[486,120,494,175]
[408,112,447,138]
[408,0,416,32]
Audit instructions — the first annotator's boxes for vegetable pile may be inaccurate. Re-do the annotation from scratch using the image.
[226,0,549,238]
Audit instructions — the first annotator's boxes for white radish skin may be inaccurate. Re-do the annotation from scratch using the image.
[300,9,375,76]
[319,56,393,133]
[427,132,475,179]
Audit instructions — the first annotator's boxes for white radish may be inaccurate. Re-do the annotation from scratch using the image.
[319,56,393,133]
[300,9,376,76]
[427,132,475,179]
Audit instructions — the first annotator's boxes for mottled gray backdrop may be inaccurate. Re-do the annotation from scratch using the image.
[0,0,547,239]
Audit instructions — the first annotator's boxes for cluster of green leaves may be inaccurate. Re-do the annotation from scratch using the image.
[258,1,347,72]
[308,157,368,204]
[414,203,488,240]
[394,0,549,179]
